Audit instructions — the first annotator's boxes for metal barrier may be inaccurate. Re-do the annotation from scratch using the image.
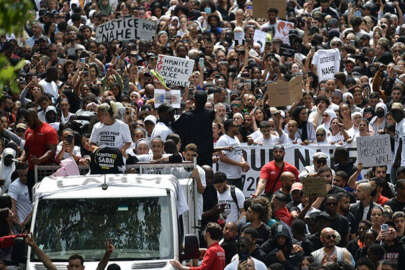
[34,165,90,183]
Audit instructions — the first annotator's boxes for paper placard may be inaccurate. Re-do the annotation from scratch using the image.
[253,0,286,19]
[156,55,195,87]
[154,89,181,109]
[303,177,327,197]
[356,135,393,167]
[267,75,303,107]
[253,30,267,53]
[234,31,245,45]
[96,17,157,43]
[273,20,294,45]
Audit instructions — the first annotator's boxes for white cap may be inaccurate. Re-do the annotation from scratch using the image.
[144,115,157,125]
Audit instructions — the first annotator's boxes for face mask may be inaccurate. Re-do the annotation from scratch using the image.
[393,111,403,122]
[204,7,212,14]
[376,110,385,118]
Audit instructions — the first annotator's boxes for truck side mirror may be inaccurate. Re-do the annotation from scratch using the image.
[180,234,199,260]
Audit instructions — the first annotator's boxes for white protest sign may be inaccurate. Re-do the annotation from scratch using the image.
[156,55,195,87]
[96,17,157,43]
[154,89,181,109]
[234,31,245,45]
[215,144,358,198]
[312,48,341,81]
[253,30,267,53]
[273,20,294,45]
[356,135,392,167]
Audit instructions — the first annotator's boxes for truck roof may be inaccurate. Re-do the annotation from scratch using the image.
[34,174,178,199]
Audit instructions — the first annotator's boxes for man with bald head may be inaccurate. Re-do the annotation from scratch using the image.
[273,171,296,204]
[220,222,238,264]
[349,182,381,231]
[311,227,353,266]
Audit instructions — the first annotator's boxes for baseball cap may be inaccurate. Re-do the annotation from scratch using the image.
[144,115,157,125]
[313,152,328,159]
[45,106,57,114]
[291,182,303,192]
[392,102,404,111]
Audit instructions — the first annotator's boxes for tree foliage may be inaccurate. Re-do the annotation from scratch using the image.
[0,0,34,96]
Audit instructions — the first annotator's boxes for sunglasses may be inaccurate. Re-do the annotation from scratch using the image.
[316,133,325,137]
[326,202,336,206]
[325,234,336,240]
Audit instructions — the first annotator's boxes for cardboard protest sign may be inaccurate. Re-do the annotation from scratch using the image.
[356,135,392,167]
[253,0,286,19]
[96,17,157,43]
[273,20,294,45]
[156,55,195,87]
[253,30,267,53]
[267,75,303,107]
[154,89,181,109]
[303,176,327,197]
[311,48,341,81]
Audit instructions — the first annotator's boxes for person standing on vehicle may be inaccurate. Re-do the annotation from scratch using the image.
[170,222,226,270]
[253,145,299,199]
[216,119,250,190]
[90,102,132,157]
[213,172,245,223]
[19,108,58,200]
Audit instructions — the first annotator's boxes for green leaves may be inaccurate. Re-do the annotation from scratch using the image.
[0,0,34,36]
[0,0,33,97]
[0,57,25,97]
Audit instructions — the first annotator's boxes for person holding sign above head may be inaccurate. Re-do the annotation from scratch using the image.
[253,145,299,199]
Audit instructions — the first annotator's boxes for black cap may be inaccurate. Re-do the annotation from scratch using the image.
[157,103,174,113]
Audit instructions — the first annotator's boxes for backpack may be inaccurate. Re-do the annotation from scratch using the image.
[230,185,239,212]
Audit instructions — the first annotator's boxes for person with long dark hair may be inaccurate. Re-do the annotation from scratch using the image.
[291,106,316,144]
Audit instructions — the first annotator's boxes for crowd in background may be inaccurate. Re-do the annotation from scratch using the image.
[0,0,405,269]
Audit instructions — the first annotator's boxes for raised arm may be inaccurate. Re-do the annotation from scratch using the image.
[25,234,57,270]
[96,240,115,270]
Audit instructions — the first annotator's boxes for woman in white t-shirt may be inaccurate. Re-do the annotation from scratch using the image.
[56,128,82,163]
[90,103,132,157]
[327,118,351,145]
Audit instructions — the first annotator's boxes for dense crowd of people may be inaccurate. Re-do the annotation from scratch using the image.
[0,0,405,269]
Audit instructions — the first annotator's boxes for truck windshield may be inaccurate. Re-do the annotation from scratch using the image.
[32,197,173,261]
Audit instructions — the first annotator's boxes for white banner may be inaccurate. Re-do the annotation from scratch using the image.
[216,144,358,198]
[156,55,195,87]
[356,135,392,167]
[312,48,341,81]
[95,17,157,43]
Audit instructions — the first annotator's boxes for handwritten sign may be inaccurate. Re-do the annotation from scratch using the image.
[356,135,393,167]
[96,17,157,43]
[156,55,195,87]
[267,75,303,107]
[273,20,294,45]
[154,89,181,109]
[303,176,327,197]
[253,0,286,19]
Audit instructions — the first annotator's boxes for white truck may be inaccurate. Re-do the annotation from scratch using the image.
[27,173,199,270]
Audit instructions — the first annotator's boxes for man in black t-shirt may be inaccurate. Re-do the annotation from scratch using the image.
[386,179,405,212]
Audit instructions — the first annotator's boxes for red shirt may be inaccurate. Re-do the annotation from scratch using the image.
[25,122,58,169]
[274,207,292,226]
[260,161,299,193]
[190,242,225,270]
[377,194,389,205]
